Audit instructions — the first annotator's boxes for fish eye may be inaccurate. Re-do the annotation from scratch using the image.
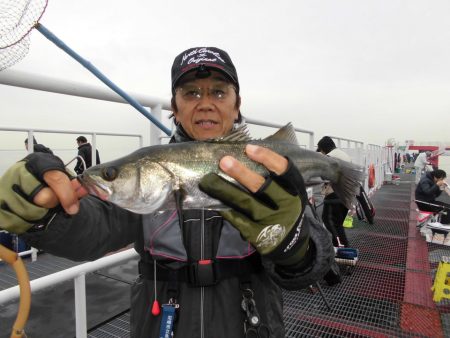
[101,167,118,181]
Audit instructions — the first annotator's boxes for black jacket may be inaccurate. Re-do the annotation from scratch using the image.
[415,172,442,204]
[74,143,100,174]
[22,124,334,338]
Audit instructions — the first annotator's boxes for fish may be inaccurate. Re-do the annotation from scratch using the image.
[79,123,365,214]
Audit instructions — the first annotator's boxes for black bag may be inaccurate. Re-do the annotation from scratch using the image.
[355,184,375,224]
[323,261,342,286]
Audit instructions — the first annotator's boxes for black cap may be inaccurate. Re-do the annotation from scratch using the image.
[316,136,336,154]
[171,47,239,91]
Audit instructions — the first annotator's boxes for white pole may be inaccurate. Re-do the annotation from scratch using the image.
[150,104,163,146]
[74,274,87,338]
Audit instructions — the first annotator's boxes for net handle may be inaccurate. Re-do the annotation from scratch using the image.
[35,23,171,136]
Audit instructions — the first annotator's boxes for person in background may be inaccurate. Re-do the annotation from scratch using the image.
[428,151,440,170]
[415,169,450,224]
[0,47,334,338]
[24,137,53,154]
[74,136,101,175]
[414,151,431,184]
[405,153,411,164]
[317,136,352,247]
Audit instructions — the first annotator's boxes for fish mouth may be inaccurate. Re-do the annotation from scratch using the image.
[77,176,111,201]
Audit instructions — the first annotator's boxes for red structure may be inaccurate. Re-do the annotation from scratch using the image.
[407,145,450,169]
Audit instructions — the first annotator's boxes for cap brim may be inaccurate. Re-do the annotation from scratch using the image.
[172,64,238,89]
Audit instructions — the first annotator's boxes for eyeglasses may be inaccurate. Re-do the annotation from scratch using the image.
[175,83,236,102]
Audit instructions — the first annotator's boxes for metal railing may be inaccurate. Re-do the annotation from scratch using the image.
[0,249,139,338]
[1,126,144,170]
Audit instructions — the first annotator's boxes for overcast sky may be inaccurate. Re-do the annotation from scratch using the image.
[1,0,450,147]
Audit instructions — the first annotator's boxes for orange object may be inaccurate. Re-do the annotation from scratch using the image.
[0,244,31,338]
[368,164,376,188]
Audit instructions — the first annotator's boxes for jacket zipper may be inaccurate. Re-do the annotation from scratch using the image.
[200,208,205,338]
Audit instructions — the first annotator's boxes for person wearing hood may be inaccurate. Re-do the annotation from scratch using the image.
[0,47,335,338]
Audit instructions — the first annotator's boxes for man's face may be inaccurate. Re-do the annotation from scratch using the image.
[173,71,240,141]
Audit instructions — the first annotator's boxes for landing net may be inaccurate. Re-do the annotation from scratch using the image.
[0,0,48,70]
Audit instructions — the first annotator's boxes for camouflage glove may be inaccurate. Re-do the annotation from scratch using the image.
[0,153,69,234]
[199,159,310,267]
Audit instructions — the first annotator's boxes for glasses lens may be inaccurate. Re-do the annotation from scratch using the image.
[177,82,234,101]
[176,84,200,100]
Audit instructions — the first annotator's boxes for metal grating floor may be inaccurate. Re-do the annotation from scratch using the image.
[283,180,447,338]
[88,311,131,338]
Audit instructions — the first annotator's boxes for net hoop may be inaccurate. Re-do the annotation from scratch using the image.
[0,0,48,49]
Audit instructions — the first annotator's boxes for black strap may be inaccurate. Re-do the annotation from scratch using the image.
[139,254,262,286]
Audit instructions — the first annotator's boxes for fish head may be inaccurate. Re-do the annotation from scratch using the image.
[79,158,174,214]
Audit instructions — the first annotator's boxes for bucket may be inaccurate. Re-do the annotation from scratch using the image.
[343,215,354,228]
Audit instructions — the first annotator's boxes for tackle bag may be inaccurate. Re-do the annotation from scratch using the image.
[355,184,375,224]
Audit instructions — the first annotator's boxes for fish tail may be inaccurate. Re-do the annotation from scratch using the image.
[331,161,365,209]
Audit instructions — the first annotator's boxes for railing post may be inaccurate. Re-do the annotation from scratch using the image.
[31,247,38,262]
[27,130,34,153]
[309,133,315,151]
[150,104,163,146]
[74,274,87,338]
[91,133,97,167]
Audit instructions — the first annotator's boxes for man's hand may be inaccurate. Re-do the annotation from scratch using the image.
[0,153,88,234]
[199,145,310,266]
[36,171,87,214]
[218,144,288,192]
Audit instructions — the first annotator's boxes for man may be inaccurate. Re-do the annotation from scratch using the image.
[316,136,352,247]
[415,169,450,224]
[0,47,334,338]
[24,137,53,154]
[74,136,101,174]
[414,151,431,184]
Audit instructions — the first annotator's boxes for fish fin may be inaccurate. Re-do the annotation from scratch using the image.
[305,177,330,187]
[330,160,366,209]
[209,124,252,142]
[263,123,299,145]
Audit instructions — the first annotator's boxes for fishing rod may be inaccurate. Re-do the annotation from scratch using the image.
[414,200,450,210]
